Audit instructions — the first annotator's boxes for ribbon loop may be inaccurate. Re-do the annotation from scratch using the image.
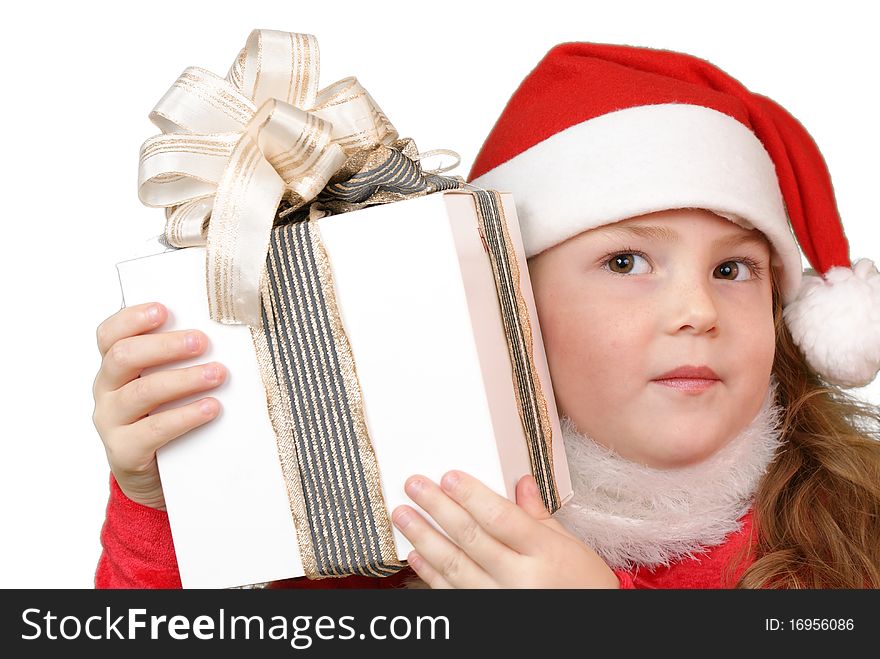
[150,67,255,134]
[241,30,320,110]
[246,98,348,205]
[415,148,462,174]
[310,78,398,153]
[165,198,214,247]
[139,133,238,207]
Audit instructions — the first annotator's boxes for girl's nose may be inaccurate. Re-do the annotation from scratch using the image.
[667,278,720,336]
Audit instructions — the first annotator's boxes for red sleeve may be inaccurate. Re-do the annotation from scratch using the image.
[94,473,182,589]
[613,569,636,589]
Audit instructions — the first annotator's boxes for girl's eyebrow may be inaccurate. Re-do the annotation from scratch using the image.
[601,224,768,249]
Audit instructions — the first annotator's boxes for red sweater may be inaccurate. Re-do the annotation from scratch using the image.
[95,473,756,589]
[612,510,756,589]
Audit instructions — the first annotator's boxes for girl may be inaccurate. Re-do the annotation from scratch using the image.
[93,42,880,589]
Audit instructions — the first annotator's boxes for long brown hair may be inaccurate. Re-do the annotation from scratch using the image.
[731,266,880,588]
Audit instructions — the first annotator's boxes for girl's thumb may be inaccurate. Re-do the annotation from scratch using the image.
[515,474,551,520]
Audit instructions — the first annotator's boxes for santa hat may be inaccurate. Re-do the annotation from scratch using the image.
[469,42,880,389]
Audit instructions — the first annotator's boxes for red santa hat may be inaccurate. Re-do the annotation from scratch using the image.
[469,42,880,389]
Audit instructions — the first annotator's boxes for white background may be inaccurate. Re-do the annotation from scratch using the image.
[1,0,877,588]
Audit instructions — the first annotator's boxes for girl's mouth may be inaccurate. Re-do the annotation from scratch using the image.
[652,378,719,393]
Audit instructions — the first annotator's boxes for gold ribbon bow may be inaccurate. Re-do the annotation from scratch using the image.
[137,29,398,326]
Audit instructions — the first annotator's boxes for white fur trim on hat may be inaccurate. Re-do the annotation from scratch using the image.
[782,258,880,387]
[471,103,805,305]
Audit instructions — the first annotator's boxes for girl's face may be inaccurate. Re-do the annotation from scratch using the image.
[527,208,776,469]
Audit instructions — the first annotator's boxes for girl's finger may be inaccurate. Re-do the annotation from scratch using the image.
[108,362,227,426]
[96,329,208,393]
[391,505,495,589]
[96,303,166,357]
[112,397,221,468]
[406,552,454,589]
[515,474,552,521]
[402,475,516,578]
[513,475,582,540]
[438,470,554,556]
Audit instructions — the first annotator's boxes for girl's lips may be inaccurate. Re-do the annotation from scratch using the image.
[652,378,719,393]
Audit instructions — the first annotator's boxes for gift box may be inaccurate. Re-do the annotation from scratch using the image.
[116,189,572,588]
[118,28,571,588]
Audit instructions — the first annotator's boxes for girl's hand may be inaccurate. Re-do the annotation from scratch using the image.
[92,302,227,510]
[392,471,619,589]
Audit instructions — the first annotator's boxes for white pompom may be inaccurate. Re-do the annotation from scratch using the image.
[782,258,880,388]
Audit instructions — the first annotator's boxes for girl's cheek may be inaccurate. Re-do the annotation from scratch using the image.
[721,284,774,326]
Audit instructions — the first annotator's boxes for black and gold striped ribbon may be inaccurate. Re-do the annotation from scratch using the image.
[320,146,462,202]
[251,220,403,578]
[275,138,464,223]
[470,189,561,514]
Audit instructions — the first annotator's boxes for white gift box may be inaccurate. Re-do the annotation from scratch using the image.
[115,190,572,589]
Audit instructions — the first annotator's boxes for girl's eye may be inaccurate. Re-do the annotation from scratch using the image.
[604,252,651,275]
[715,260,756,281]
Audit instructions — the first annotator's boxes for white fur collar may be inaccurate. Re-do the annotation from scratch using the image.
[552,377,784,570]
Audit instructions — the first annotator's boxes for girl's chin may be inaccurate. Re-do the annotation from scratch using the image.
[639,447,721,470]
[627,425,729,469]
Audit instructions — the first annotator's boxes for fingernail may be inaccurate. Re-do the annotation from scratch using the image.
[203,364,221,382]
[405,478,424,496]
[407,552,422,570]
[393,508,412,529]
[199,400,216,416]
[147,305,160,323]
[441,471,460,492]
[526,475,540,497]
[186,333,201,352]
